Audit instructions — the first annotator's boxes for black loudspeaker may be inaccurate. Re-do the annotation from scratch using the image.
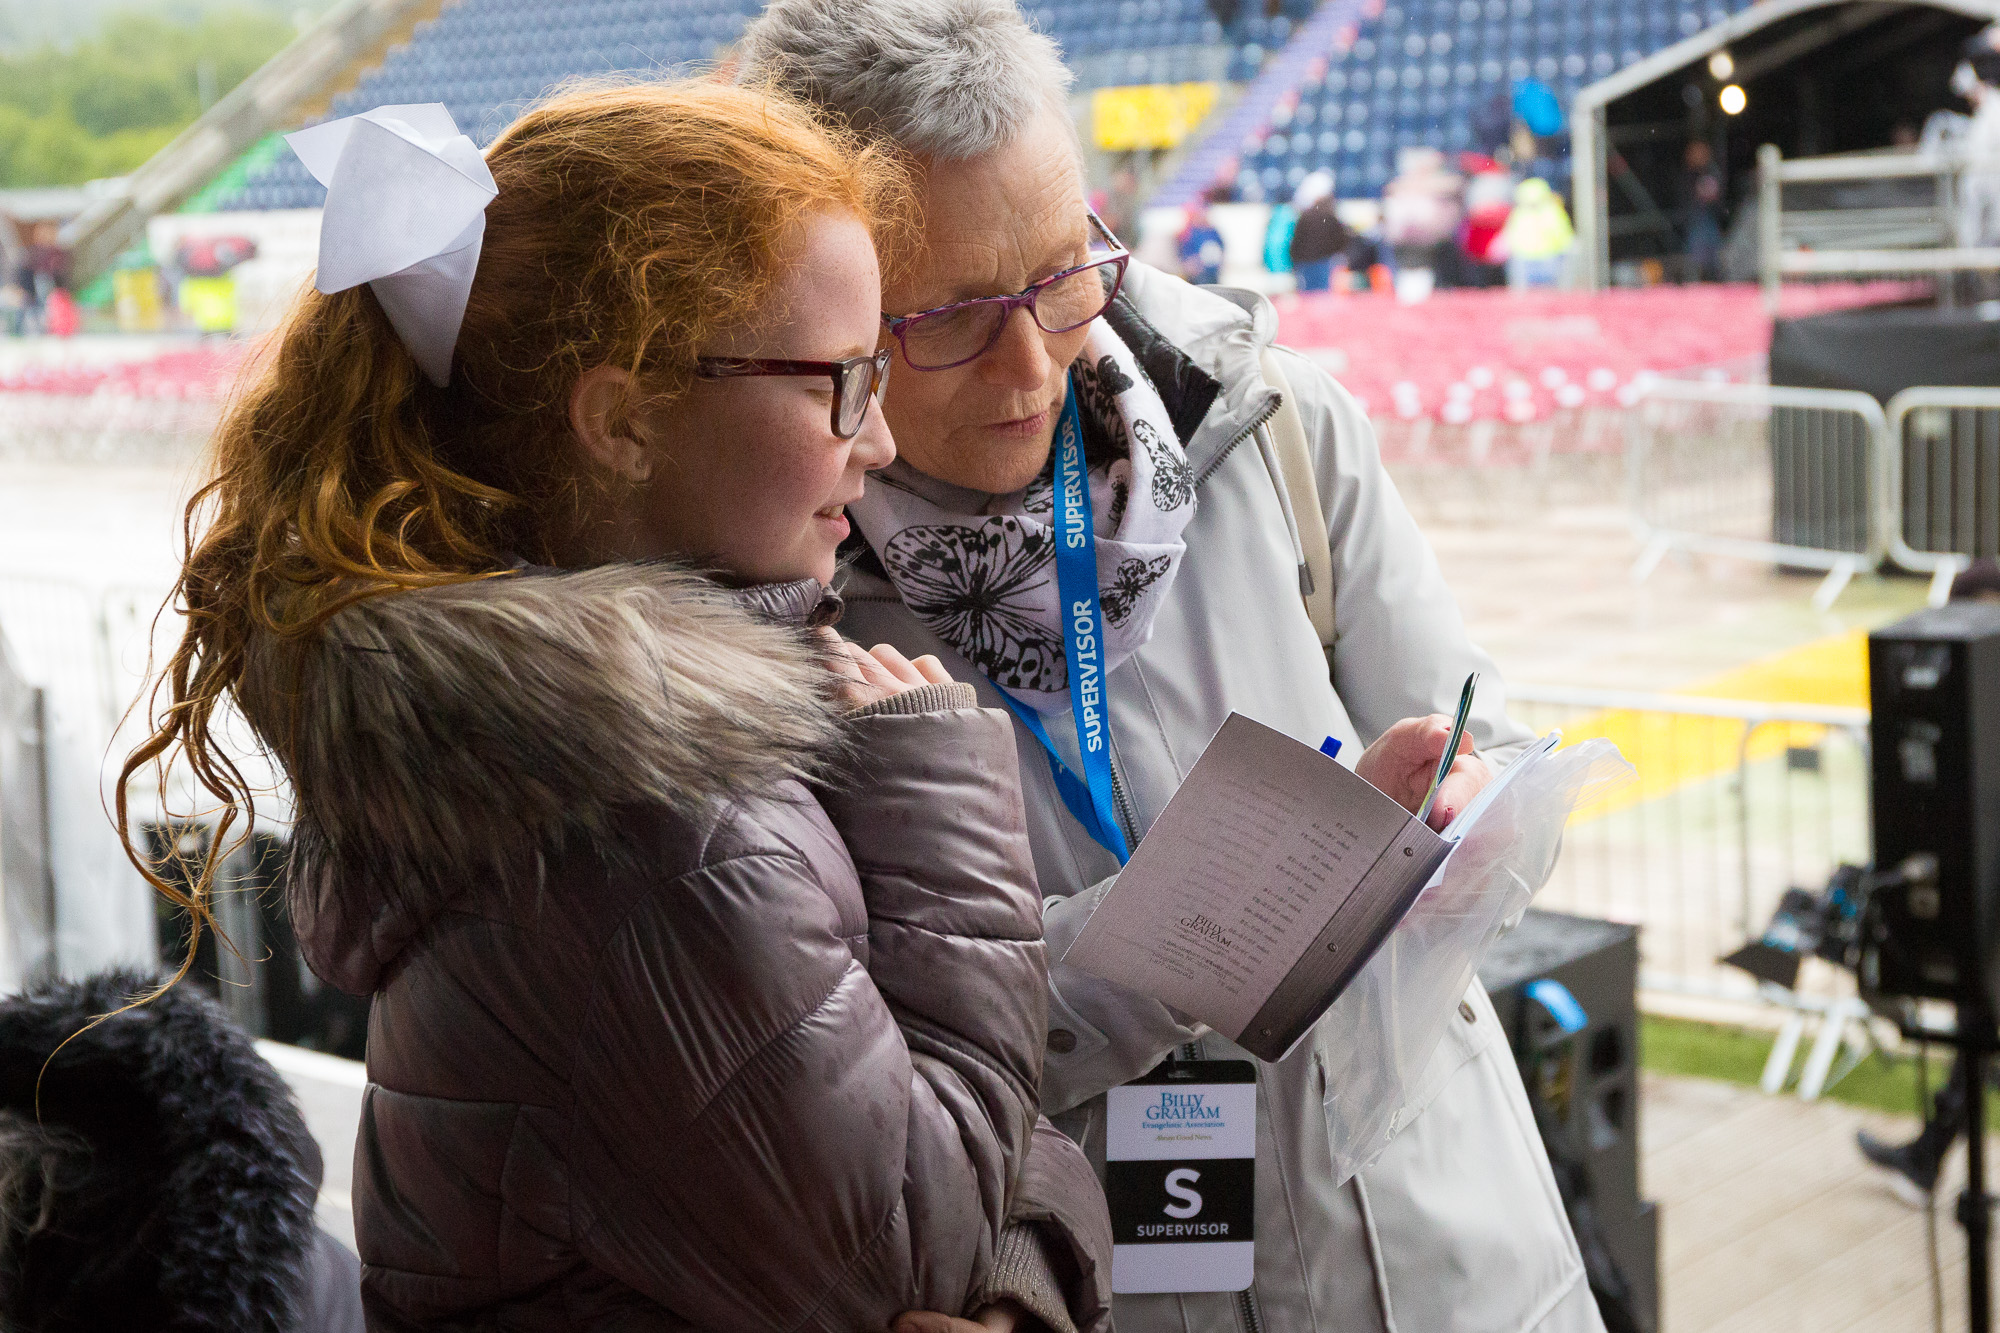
[147,823,369,1060]
[1863,604,2000,1006]
[1480,910,1657,1333]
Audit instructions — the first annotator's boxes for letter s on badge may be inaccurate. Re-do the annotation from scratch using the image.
[1163,1168,1203,1220]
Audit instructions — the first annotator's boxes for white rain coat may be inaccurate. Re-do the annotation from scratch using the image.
[839,260,1605,1333]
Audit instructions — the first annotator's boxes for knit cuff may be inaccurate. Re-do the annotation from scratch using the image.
[843,680,980,719]
[970,1223,1079,1333]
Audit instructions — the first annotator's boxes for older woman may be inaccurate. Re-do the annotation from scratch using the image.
[738,5,1607,1332]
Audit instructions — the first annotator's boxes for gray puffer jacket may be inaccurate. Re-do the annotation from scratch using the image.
[236,563,1113,1333]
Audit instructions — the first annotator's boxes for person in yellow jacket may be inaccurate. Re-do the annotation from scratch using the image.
[1497,177,1574,289]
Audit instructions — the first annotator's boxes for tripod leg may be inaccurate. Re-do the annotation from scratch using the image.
[1963,1040,1991,1333]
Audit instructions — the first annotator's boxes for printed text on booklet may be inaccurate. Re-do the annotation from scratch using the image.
[1061,713,1451,1062]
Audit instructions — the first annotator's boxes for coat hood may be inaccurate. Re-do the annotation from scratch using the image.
[0,970,323,1330]
[237,563,847,994]
[1107,260,1282,475]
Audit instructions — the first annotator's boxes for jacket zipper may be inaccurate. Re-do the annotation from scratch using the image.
[1107,753,1140,849]
[1192,395,1282,489]
[1236,1286,1268,1333]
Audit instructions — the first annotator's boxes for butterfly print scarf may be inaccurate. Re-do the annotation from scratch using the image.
[849,320,1196,714]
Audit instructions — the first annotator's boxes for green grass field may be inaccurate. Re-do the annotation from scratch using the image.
[1640,1015,2000,1127]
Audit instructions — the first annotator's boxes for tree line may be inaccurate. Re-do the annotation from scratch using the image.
[0,7,295,187]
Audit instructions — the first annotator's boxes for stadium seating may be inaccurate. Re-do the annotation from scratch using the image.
[1202,0,1759,203]
[219,0,768,210]
[219,0,1766,212]
[222,0,1320,211]
[1023,0,1316,89]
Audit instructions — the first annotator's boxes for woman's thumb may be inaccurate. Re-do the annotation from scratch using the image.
[892,1313,963,1333]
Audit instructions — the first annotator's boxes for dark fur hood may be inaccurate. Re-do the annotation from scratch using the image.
[0,970,322,1330]
[235,563,848,994]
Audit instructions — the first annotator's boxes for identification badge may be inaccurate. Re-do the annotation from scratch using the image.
[1105,1059,1257,1294]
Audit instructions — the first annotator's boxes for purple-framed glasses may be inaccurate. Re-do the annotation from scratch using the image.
[694,347,892,440]
[881,214,1130,372]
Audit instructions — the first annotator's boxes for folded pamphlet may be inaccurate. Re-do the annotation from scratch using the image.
[1062,713,1558,1062]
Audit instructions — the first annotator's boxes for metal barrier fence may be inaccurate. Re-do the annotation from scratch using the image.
[1627,379,1886,611]
[0,392,220,465]
[1886,387,2000,600]
[0,628,53,992]
[1509,683,1872,1002]
[0,577,166,744]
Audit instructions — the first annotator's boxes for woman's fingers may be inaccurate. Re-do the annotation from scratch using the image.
[822,634,868,681]
[866,643,927,687]
[826,639,900,705]
[1426,753,1494,831]
[1356,712,1481,817]
[825,638,955,706]
[889,1304,1020,1333]
[910,653,954,685]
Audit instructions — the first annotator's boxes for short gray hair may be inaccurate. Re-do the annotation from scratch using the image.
[735,0,1075,161]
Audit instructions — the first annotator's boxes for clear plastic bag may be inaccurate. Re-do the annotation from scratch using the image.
[1318,736,1636,1185]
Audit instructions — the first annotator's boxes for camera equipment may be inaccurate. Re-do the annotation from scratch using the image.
[1859,603,2000,1332]
[1722,864,1867,991]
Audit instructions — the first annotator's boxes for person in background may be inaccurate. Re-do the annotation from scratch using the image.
[23,222,69,328]
[1099,163,1141,247]
[1957,30,2000,281]
[118,82,1112,1333]
[1177,188,1227,285]
[1681,141,1724,283]
[1261,186,1298,278]
[1458,154,1513,288]
[0,971,364,1332]
[1382,147,1463,296]
[1498,176,1575,288]
[738,2,1609,1329]
[1286,168,1347,291]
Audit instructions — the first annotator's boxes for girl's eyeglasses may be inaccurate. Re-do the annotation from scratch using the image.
[881,214,1130,372]
[694,347,893,440]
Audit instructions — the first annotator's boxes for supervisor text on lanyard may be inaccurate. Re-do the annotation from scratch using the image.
[990,372,1131,864]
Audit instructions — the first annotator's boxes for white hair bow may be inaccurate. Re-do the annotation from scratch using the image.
[286,105,498,387]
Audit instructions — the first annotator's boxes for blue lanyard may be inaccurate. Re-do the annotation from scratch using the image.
[990,377,1131,865]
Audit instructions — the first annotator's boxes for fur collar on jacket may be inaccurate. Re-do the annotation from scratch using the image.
[236,563,847,994]
[0,970,324,1330]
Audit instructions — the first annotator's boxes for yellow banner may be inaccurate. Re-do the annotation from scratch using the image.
[1091,82,1220,152]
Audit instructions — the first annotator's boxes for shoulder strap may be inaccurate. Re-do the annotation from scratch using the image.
[1257,348,1336,649]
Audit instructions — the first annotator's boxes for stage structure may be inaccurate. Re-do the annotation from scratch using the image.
[1755,140,2000,307]
[1572,0,2000,290]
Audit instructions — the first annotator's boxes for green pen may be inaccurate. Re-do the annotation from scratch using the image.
[1416,672,1479,826]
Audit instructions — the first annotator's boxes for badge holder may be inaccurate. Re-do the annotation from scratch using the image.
[1105,1058,1258,1294]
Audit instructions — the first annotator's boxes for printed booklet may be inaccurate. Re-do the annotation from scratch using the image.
[1063,713,1558,1061]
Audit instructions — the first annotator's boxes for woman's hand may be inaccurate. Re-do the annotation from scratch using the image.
[825,635,955,709]
[893,1300,1025,1333]
[1355,714,1492,831]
